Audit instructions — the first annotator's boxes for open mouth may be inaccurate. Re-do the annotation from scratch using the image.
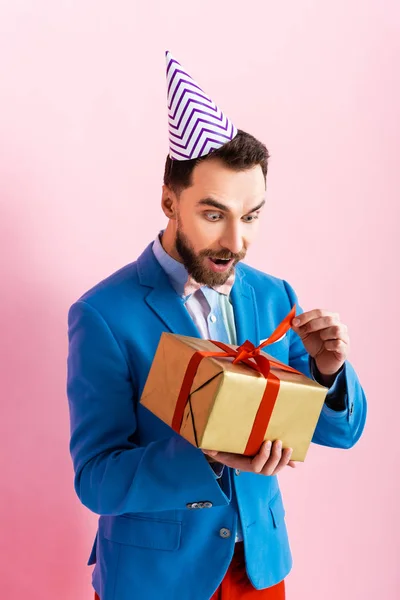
[207,257,234,272]
[210,258,232,265]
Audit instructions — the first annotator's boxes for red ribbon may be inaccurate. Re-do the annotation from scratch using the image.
[171,304,304,456]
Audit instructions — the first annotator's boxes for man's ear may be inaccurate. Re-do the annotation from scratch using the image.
[161,184,177,219]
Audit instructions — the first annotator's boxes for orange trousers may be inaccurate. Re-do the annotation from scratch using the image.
[94,542,285,599]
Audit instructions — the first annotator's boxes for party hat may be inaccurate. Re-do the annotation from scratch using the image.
[166,51,237,161]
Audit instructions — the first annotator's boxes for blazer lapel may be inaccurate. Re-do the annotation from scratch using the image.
[137,243,201,338]
[230,265,259,346]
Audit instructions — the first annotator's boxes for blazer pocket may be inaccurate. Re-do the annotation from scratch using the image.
[269,491,286,528]
[259,331,288,346]
[260,332,289,361]
[103,515,182,551]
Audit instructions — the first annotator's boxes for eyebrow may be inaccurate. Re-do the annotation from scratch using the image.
[196,197,266,215]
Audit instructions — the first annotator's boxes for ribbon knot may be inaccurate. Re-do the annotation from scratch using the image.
[233,340,260,364]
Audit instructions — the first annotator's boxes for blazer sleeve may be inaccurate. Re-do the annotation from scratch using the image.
[66,300,231,516]
[282,280,367,450]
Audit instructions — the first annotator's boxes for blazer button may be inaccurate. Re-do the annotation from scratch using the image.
[235,469,241,476]
[350,402,354,415]
[197,502,204,509]
[219,528,231,538]
[203,501,213,508]
[186,502,198,509]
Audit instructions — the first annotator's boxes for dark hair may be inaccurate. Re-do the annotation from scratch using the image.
[163,129,270,194]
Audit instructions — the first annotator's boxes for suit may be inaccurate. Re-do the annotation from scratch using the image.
[66,242,367,600]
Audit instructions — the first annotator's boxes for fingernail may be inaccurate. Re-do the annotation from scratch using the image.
[266,440,272,450]
[276,440,282,449]
[292,318,300,326]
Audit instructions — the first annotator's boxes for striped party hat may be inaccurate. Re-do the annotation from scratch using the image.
[166,51,238,161]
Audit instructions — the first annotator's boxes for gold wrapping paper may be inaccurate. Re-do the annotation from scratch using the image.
[140,333,329,462]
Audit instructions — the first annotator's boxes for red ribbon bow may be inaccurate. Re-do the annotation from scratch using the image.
[172,304,303,456]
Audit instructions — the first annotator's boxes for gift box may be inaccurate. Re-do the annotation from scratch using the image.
[140,307,329,462]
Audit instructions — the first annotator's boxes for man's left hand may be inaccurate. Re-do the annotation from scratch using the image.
[203,440,296,475]
[291,309,349,382]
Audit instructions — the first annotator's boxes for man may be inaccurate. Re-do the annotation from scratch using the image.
[66,53,367,600]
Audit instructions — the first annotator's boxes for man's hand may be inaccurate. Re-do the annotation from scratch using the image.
[291,309,349,383]
[202,440,296,476]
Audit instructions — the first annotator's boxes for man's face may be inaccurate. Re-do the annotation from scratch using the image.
[168,158,266,287]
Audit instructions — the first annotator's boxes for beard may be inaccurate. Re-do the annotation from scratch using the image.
[175,225,247,287]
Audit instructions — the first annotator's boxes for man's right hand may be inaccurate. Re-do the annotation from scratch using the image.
[202,440,297,476]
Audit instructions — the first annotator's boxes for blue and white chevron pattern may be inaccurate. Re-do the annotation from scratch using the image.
[166,51,237,161]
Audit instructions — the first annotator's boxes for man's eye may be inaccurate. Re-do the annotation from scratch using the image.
[243,214,259,223]
[205,212,222,221]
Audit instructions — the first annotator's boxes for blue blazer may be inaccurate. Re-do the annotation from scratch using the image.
[66,242,367,600]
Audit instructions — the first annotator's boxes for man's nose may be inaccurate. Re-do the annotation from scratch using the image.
[219,224,244,255]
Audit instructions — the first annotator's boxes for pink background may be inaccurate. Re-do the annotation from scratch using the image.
[1,1,398,599]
